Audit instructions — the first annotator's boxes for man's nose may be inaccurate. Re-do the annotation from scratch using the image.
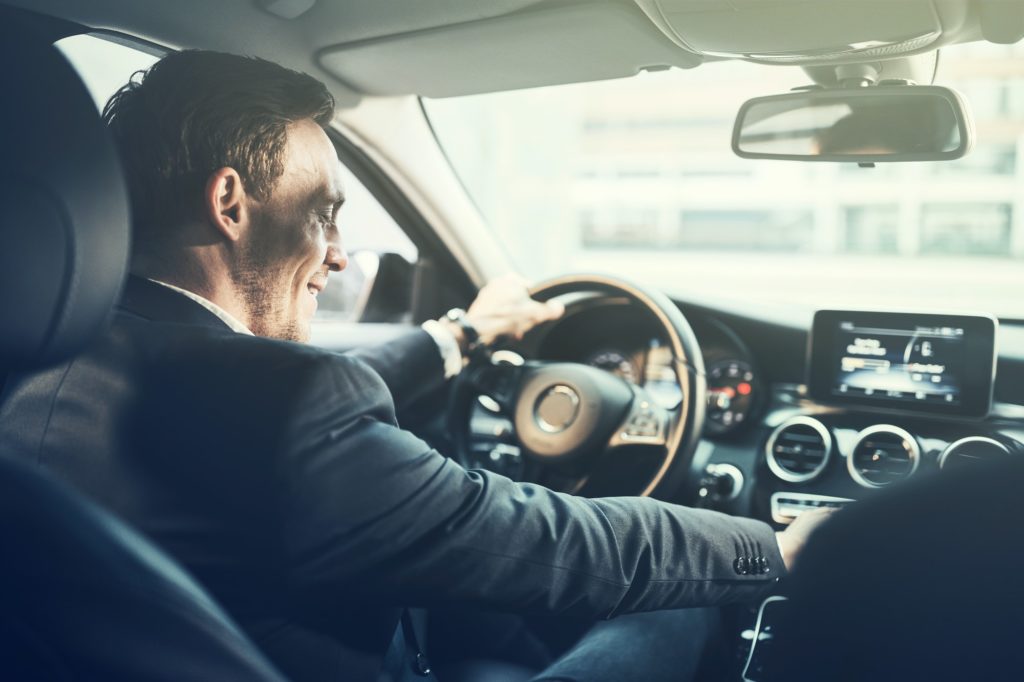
[325,243,348,272]
[323,221,347,272]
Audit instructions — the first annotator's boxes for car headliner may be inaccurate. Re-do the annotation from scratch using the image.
[4,0,1018,106]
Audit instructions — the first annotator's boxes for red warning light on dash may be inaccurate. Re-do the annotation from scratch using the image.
[737,382,752,396]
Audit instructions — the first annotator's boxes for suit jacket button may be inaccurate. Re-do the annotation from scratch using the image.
[734,556,750,575]
[415,653,432,676]
[758,557,769,574]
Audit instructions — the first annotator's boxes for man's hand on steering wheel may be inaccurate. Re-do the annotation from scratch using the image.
[439,274,566,350]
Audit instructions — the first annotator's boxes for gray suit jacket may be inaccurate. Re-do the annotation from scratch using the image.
[0,276,783,681]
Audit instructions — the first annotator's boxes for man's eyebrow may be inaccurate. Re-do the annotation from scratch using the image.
[312,187,346,206]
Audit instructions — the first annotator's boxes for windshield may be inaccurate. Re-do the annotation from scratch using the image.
[424,41,1024,319]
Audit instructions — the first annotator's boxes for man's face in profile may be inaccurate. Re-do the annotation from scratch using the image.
[237,119,347,342]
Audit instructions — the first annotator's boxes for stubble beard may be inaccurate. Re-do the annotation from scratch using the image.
[235,228,307,343]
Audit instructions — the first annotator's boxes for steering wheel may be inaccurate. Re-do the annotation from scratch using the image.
[449,274,706,499]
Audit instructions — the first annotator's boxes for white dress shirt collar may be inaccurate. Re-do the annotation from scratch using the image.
[147,279,253,336]
[146,278,465,378]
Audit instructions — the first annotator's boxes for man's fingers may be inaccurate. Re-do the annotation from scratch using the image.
[543,299,565,319]
[504,298,563,322]
[521,301,561,322]
[465,275,565,344]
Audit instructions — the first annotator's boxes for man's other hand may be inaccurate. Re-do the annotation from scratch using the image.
[455,274,565,346]
[775,508,837,572]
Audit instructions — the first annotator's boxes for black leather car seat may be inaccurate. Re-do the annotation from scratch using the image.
[0,14,287,681]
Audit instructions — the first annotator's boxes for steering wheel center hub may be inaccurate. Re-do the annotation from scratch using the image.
[514,364,633,462]
[535,385,581,433]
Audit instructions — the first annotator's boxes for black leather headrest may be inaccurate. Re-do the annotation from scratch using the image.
[0,29,130,371]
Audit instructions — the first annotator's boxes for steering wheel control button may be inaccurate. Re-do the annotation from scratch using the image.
[626,403,659,436]
[534,385,581,434]
[615,392,668,445]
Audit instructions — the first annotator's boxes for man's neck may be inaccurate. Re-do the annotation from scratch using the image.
[130,254,252,333]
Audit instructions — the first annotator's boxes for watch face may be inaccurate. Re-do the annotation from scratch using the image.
[445,308,479,348]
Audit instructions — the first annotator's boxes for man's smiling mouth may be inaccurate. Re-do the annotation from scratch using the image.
[307,272,328,298]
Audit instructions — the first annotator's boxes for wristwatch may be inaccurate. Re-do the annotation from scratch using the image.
[444,308,482,356]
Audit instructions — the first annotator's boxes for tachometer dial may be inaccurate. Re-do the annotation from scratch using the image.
[586,350,639,384]
[705,359,758,436]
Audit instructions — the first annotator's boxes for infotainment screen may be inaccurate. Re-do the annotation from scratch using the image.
[808,310,997,417]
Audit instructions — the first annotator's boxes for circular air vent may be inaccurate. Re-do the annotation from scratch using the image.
[938,436,1011,470]
[765,416,832,483]
[848,425,920,488]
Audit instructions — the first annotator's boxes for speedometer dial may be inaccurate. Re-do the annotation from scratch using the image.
[705,359,758,436]
[586,350,639,384]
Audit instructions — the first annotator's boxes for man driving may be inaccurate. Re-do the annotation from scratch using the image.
[0,50,831,681]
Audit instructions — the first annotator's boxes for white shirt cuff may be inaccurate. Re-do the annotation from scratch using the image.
[421,319,465,379]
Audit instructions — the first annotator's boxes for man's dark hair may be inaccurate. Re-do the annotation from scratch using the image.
[102,50,335,246]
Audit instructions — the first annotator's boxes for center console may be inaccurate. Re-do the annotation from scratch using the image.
[688,309,1014,678]
[754,309,1005,524]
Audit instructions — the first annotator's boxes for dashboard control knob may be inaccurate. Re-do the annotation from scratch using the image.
[697,463,745,506]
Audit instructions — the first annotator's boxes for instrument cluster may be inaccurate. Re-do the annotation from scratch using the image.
[529,303,764,437]
[584,341,683,411]
[575,316,763,438]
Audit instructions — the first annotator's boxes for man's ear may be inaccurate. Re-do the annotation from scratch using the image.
[204,167,249,242]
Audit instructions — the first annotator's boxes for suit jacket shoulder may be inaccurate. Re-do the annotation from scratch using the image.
[115,275,445,410]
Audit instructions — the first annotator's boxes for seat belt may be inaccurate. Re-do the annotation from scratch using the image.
[379,609,436,682]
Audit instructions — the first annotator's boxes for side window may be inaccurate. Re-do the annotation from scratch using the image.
[311,164,418,322]
[57,34,419,322]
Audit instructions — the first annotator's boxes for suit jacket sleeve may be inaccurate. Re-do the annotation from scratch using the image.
[343,328,446,412]
[279,353,783,619]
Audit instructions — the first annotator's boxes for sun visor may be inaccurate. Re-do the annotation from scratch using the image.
[633,0,972,66]
[318,2,702,98]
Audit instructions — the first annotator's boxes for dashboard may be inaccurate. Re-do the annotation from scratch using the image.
[462,297,1024,679]
[498,298,1024,527]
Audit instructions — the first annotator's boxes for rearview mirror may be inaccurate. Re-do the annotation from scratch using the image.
[732,85,973,162]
